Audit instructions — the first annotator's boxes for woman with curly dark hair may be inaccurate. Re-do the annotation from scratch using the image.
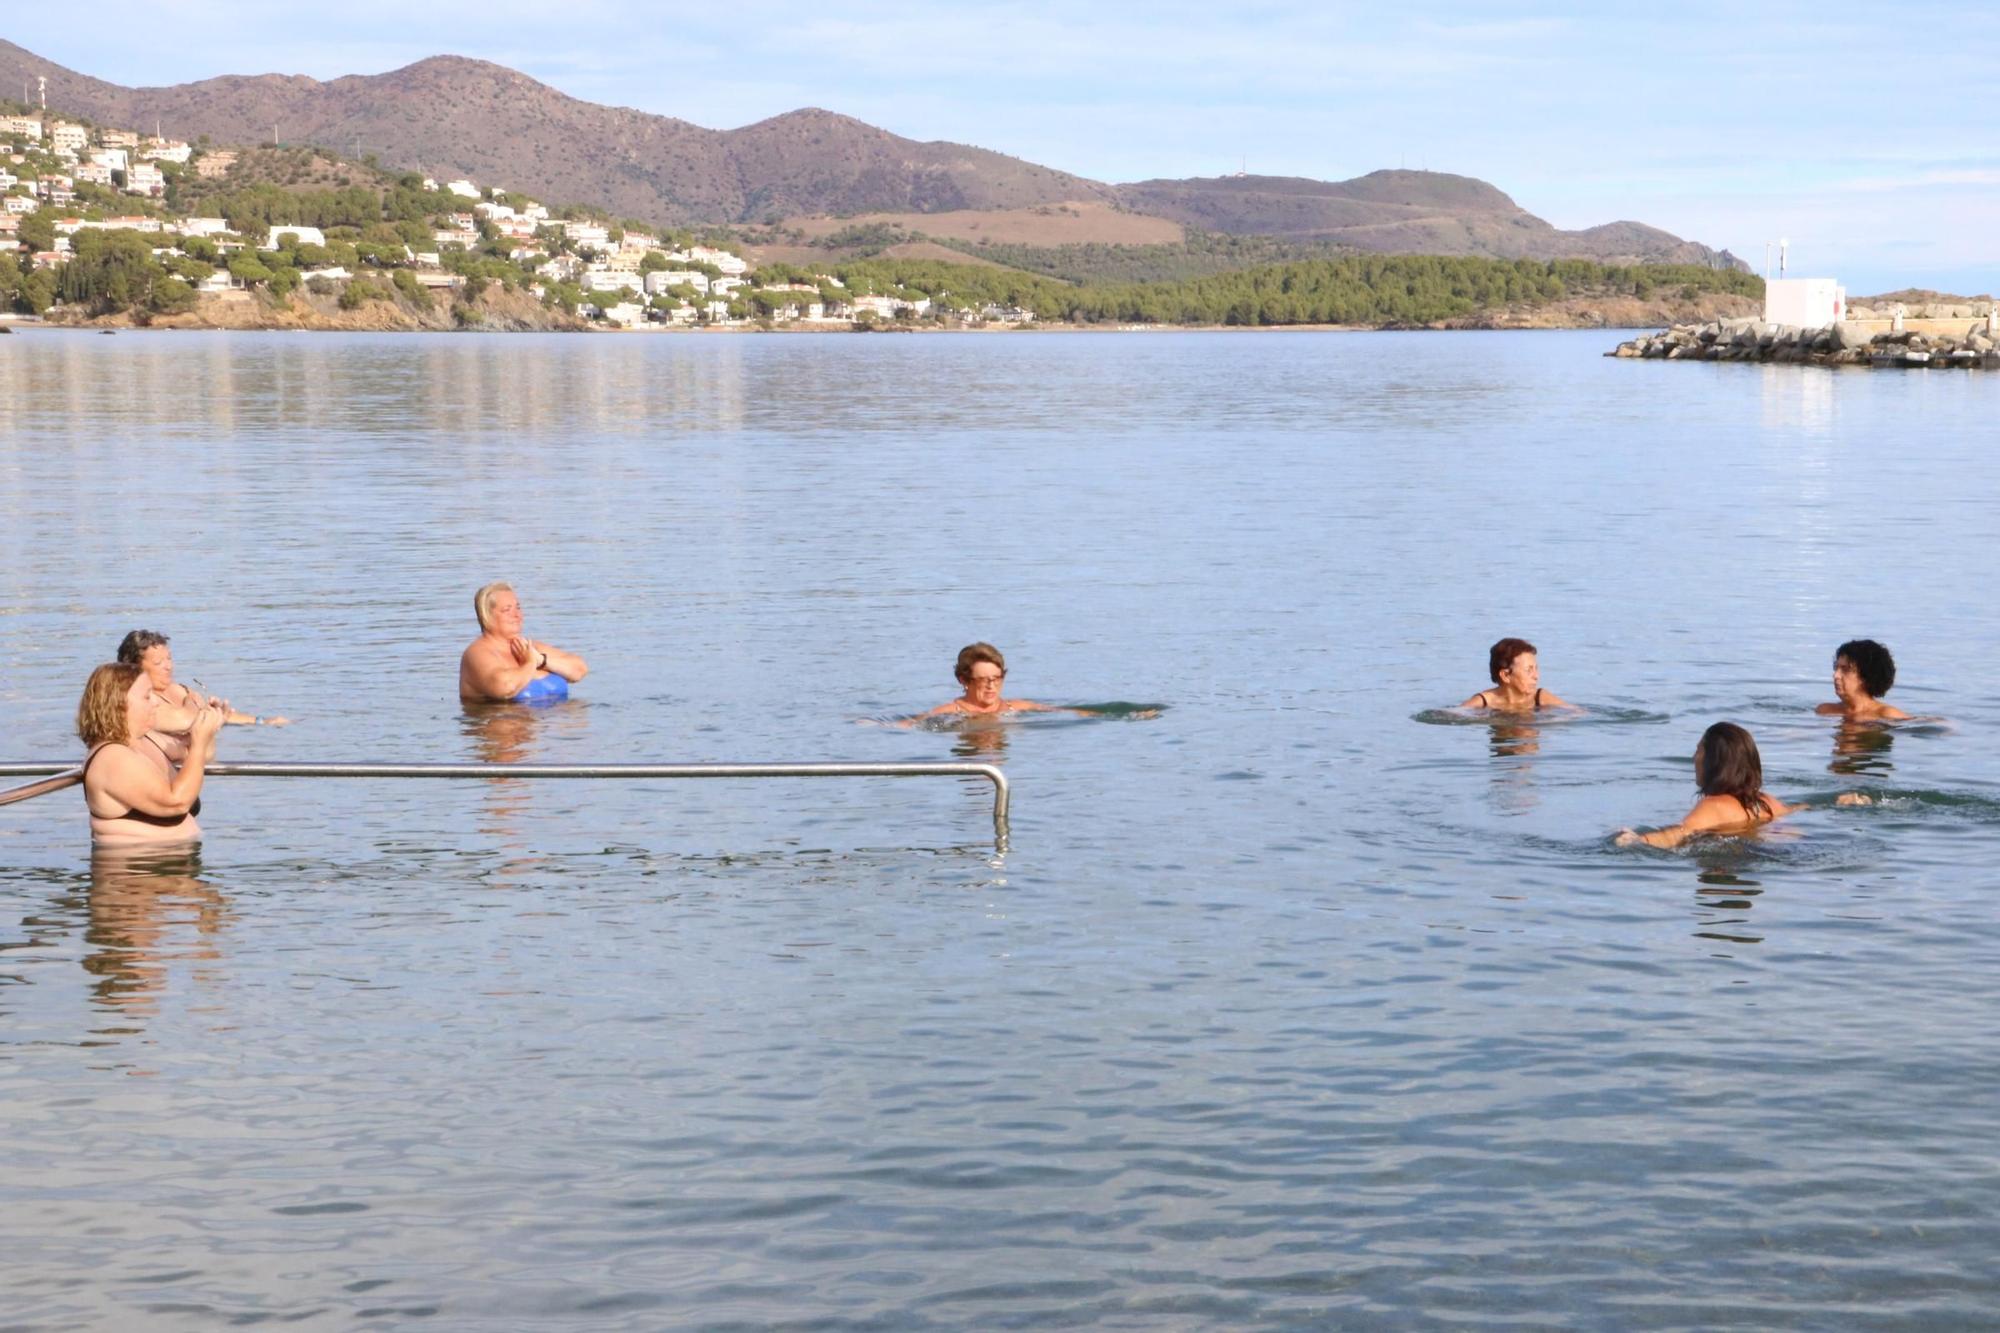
[1815,639,1910,721]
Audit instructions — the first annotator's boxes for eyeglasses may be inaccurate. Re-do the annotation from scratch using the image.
[966,674,1005,687]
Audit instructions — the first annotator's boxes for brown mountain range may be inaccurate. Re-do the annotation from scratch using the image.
[0,39,1743,269]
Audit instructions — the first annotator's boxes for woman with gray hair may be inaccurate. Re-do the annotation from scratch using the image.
[117,629,289,750]
[459,581,589,704]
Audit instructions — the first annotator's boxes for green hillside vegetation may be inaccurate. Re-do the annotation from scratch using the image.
[932,230,1365,284]
[820,255,1763,326]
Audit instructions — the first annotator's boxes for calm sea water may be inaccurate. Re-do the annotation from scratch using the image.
[2,328,1997,1330]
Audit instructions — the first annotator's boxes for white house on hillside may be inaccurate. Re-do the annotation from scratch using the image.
[689,245,747,275]
[645,270,708,295]
[266,225,326,249]
[125,163,165,197]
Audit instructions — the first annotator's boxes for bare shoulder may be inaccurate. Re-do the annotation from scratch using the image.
[86,742,146,779]
[1539,690,1577,709]
[1814,702,1843,716]
[1004,699,1057,713]
[84,743,154,806]
[1460,692,1489,708]
[1682,794,1753,832]
[1879,703,1912,720]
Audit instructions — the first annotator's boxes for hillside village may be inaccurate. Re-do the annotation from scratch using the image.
[0,106,1038,329]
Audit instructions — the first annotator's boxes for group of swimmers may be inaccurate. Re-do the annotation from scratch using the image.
[66,584,1917,851]
[72,581,1070,846]
[1466,636,1909,850]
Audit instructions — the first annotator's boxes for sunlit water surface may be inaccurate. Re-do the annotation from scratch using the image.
[3,330,1998,1329]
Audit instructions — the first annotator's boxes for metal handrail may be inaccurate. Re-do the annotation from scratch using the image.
[0,767,82,808]
[0,760,1010,834]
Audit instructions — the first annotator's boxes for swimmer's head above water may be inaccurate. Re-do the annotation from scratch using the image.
[474,580,520,634]
[954,642,1006,708]
[912,642,1062,720]
[116,628,177,694]
[1463,637,1572,712]
[1836,639,1895,700]
[1489,637,1535,685]
[1693,721,1770,820]
[1821,638,1909,721]
[77,661,149,748]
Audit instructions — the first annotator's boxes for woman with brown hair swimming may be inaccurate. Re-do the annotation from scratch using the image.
[1617,722,1866,848]
[1462,637,1574,713]
[917,642,1066,718]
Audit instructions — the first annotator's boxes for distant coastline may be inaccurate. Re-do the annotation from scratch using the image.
[11,288,1757,336]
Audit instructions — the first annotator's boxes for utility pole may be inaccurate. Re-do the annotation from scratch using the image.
[38,75,47,111]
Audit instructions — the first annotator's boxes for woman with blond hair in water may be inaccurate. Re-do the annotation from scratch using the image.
[459,581,589,704]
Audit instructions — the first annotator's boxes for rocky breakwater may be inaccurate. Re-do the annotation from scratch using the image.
[1610,317,2000,369]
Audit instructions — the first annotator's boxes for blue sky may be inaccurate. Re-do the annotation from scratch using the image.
[10,3,1999,293]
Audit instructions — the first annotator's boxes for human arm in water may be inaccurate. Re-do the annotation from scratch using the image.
[461,636,590,702]
[153,681,289,729]
[1617,791,1869,848]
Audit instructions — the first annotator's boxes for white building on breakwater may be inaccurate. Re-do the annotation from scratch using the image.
[1764,277,1845,329]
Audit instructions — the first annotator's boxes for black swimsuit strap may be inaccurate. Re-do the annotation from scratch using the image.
[86,741,198,825]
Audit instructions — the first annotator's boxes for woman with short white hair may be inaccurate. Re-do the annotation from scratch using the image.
[459,581,589,703]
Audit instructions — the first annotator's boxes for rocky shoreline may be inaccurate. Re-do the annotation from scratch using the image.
[38,287,591,333]
[1610,316,2000,368]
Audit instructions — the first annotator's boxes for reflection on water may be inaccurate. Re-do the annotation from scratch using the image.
[1693,875,1765,946]
[1485,716,1541,813]
[83,847,227,1021]
[1832,718,1896,775]
[949,724,1011,759]
[458,701,593,855]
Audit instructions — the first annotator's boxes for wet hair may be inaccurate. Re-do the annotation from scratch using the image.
[1695,722,1770,821]
[474,581,515,631]
[116,629,169,665]
[1488,637,1535,684]
[1835,639,1895,698]
[77,662,143,748]
[954,642,1006,684]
